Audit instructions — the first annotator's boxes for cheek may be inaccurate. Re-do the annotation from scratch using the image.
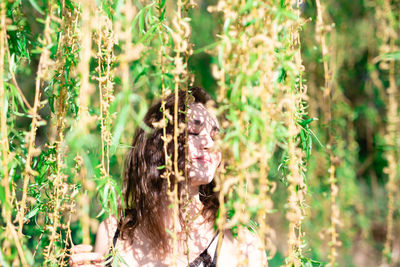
[187,139,196,159]
[210,150,221,167]
[216,151,222,165]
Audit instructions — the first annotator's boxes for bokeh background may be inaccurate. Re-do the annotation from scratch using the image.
[0,0,399,266]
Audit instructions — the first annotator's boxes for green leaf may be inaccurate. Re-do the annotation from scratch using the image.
[147,5,154,25]
[193,41,221,55]
[243,18,256,27]
[300,129,307,154]
[375,51,400,61]
[309,128,323,148]
[48,95,55,113]
[65,0,74,10]
[102,182,110,208]
[114,0,124,17]
[0,250,10,267]
[28,0,44,15]
[110,105,130,156]
[239,0,254,14]
[138,24,158,44]
[36,18,46,24]
[298,117,317,128]
[0,185,5,207]
[7,83,28,112]
[2,96,8,115]
[160,6,166,21]
[139,8,145,34]
[223,18,231,35]
[23,245,35,265]
[25,206,40,220]
[6,25,18,31]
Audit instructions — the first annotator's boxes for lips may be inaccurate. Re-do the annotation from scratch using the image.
[193,156,213,163]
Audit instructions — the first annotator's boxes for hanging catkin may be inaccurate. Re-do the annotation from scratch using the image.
[0,1,28,265]
[17,0,53,241]
[376,0,400,263]
[168,0,194,264]
[283,1,308,265]
[209,0,308,264]
[44,1,80,264]
[315,0,341,264]
[74,0,95,245]
[93,7,120,218]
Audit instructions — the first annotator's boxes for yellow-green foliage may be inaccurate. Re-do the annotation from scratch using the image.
[0,0,399,266]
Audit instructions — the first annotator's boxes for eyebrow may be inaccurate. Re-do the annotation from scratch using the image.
[212,126,220,132]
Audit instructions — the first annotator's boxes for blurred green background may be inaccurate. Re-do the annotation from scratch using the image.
[0,0,399,266]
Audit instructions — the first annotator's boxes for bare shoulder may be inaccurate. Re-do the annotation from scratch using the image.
[94,217,154,266]
[240,228,262,247]
[221,228,268,267]
[239,228,268,267]
[94,216,119,256]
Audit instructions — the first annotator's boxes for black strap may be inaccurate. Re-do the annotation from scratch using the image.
[112,228,120,248]
[189,230,221,267]
[212,231,222,265]
[105,228,120,267]
[207,230,219,250]
[106,229,221,267]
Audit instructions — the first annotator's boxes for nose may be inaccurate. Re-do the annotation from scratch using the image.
[201,134,214,150]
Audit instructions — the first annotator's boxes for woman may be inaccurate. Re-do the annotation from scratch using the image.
[70,87,267,266]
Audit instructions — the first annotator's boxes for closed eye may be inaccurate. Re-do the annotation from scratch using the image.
[211,128,219,139]
[188,132,199,136]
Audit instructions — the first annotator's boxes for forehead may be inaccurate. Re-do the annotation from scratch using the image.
[187,103,218,126]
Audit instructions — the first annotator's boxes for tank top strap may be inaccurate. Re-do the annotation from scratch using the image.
[212,238,219,264]
[189,230,222,267]
[112,228,120,248]
[106,228,223,267]
[207,230,220,250]
[105,227,120,267]
[210,230,222,265]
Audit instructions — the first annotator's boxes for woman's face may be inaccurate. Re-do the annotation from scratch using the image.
[187,102,221,187]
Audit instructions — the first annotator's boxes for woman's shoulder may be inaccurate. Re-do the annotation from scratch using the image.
[94,216,155,266]
[220,228,267,267]
[94,216,119,256]
[222,227,262,246]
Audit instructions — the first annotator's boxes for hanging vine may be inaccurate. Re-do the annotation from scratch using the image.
[209,0,312,265]
[44,1,80,264]
[315,0,341,265]
[0,1,28,265]
[375,0,400,264]
[0,0,399,265]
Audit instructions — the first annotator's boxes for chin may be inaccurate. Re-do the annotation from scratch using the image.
[188,171,216,186]
[188,175,213,187]
[188,162,218,186]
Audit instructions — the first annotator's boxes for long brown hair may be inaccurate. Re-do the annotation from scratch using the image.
[118,87,219,257]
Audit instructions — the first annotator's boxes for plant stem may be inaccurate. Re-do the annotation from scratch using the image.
[0,1,27,265]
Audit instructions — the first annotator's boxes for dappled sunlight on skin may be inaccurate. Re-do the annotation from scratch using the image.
[100,213,219,266]
[111,102,223,266]
[72,94,267,266]
[121,224,217,266]
[187,103,221,189]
